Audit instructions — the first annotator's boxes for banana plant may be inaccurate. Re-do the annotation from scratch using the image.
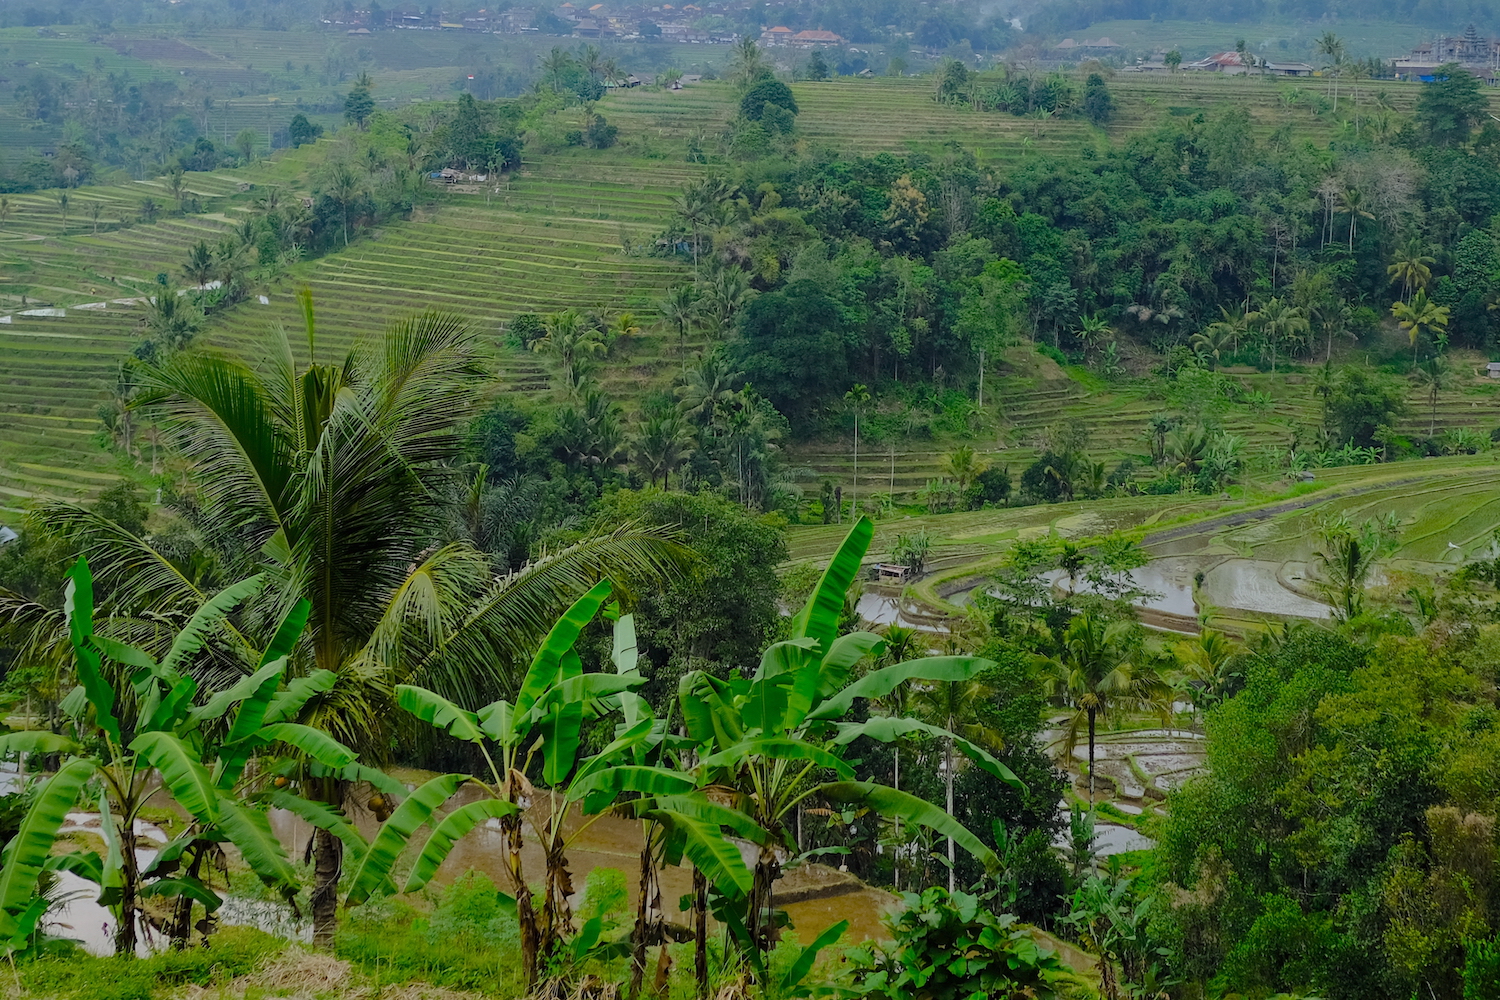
[677,517,1024,958]
[0,558,357,955]
[595,610,764,999]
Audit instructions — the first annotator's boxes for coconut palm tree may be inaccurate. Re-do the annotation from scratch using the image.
[532,309,604,390]
[1316,31,1344,110]
[1392,289,1449,365]
[659,284,700,368]
[844,383,872,516]
[1045,614,1166,803]
[676,351,741,427]
[1173,628,1240,719]
[0,195,12,230]
[1410,356,1457,435]
[1335,187,1373,250]
[1248,297,1309,372]
[632,408,695,488]
[25,294,685,948]
[1387,241,1435,303]
[914,676,1005,892]
[943,445,986,493]
[1188,325,1234,370]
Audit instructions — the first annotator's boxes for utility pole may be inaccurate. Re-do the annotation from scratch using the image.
[977,348,986,407]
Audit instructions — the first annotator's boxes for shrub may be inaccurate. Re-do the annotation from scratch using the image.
[850,887,1065,1000]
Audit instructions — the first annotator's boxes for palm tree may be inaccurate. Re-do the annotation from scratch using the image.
[31,294,685,947]
[702,265,751,338]
[1146,412,1176,467]
[632,408,695,488]
[1168,425,1210,477]
[165,165,187,210]
[659,284,700,368]
[676,351,740,426]
[1392,289,1450,365]
[1387,240,1435,303]
[730,36,769,88]
[0,195,12,230]
[1248,297,1309,373]
[1189,325,1234,370]
[86,199,104,233]
[56,191,69,224]
[844,384,872,517]
[1410,356,1456,435]
[1335,187,1373,250]
[531,309,604,390]
[324,162,362,248]
[943,444,987,493]
[1173,628,1240,720]
[1045,615,1166,803]
[914,677,1005,892]
[1316,31,1344,110]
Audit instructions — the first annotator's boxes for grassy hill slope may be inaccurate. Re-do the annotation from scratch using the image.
[4,68,1500,512]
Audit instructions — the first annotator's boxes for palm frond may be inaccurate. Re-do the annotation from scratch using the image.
[398,524,691,705]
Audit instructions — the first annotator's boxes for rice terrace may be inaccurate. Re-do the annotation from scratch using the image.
[1,2,1500,999]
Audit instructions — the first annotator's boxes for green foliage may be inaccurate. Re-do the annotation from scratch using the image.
[1416,65,1488,147]
[16,926,279,999]
[591,489,787,701]
[851,886,1064,1000]
[740,79,799,122]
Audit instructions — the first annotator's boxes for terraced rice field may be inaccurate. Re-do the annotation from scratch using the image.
[0,143,696,507]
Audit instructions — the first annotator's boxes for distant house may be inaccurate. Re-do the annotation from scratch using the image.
[1264,61,1314,76]
[574,17,603,36]
[1187,51,1252,74]
[1487,362,1500,380]
[760,25,794,46]
[790,29,844,48]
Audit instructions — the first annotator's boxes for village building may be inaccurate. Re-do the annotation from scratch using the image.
[1395,23,1500,81]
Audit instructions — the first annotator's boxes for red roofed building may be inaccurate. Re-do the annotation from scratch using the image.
[789,29,844,47]
[760,25,794,45]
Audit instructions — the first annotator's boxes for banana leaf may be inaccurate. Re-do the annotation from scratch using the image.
[395,684,485,744]
[702,737,854,779]
[781,919,849,994]
[265,789,368,865]
[0,757,95,935]
[63,558,119,745]
[225,658,292,744]
[345,772,469,906]
[832,716,1023,789]
[788,517,872,654]
[806,655,999,723]
[161,574,266,676]
[215,799,298,896]
[514,579,612,720]
[402,798,517,893]
[130,731,220,822]
[258,597,311,667]
[0,732,81,756]
[818,780,997,869]
[261,668,338,725]
[140,875,223,912]
[187,661,285,727]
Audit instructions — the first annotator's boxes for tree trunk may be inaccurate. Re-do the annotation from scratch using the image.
[893,747,901,892]
[311,827,342,948]
[945,735,955,894]
[115,818,140,957]
[748,847,780,957]
[630,829,662,999]
[1087,708,1097,805]
[501,811,541,988]
[541,826,575,969]
[693,867,708,998]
